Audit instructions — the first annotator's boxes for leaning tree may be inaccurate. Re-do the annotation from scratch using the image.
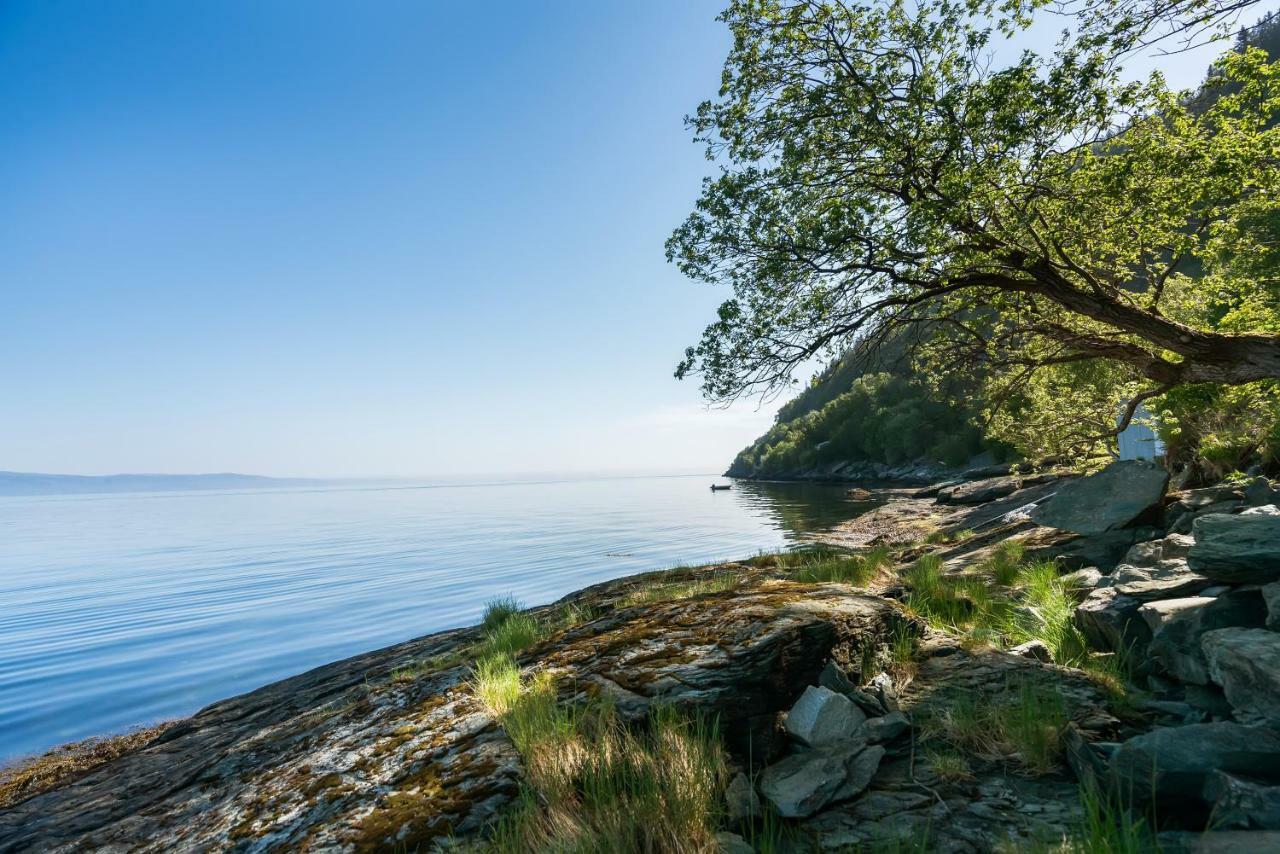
[668,0,1280,459]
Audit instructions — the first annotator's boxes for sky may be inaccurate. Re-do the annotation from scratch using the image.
[1,0,1274,479]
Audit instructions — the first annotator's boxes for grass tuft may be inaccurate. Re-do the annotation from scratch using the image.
[918,678,1068,775]
[482,596,524,632]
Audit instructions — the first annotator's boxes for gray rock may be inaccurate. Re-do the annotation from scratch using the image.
[861,711,910,743]
[938,476,1021,505]
[1159,831,1280,853]
[1113,560,1214,600]
[1205,770,1280,830]
[1110,723,1280,814]
[818,661,888,716]
[1264,582,1280,630]
[1061,567,1109,592]
[1010,639,1053,662]
[1074,587,1151,653]
[785,685,866,748]
[1183,683,1235,719]
[1245,477,1280,508]
[724,772,760,823]
[1031,527,1162,572]
[1147,591,1267,685]
[1032,460,1169,535]
[759,743,881,818]
[1244,504,1280,516]
[1202,628,1280,727]
[1189,513,1280,583]
[714,831,756,854]
[1124,533,1196,568]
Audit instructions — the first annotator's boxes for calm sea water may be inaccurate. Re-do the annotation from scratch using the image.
[0,474,870,761]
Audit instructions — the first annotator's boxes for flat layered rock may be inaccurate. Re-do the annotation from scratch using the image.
[1032,460,1168,535]
[1189,512,1280,583]
[1202,628,1280,727]
[0,625,519,854]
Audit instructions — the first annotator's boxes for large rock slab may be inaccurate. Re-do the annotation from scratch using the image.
[0,624,520,853]
[541,580,912,760]
[1125,533,1195,568]
[1032,460,1169,535]
[1111,723,1280,817]
[1146,592,1267,685]
[1205,770,1280,830]
[1189,513,1280,583]
[1264,581,1280,630]
[785,685,865,747]
[1202,628,1280,727]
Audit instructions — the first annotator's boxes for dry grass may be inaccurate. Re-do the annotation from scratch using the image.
[0,723,171,809]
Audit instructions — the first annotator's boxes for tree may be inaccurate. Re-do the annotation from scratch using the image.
[668,0,1280,458]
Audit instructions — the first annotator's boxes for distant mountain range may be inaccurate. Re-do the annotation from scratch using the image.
[0,471,316,496]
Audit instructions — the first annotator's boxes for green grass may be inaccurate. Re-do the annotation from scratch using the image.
[1001,561,1090,667]
[1023,785,1157,853]
[918,678,1068,775]
[482,596,523,632]
[623,571,740,606]
[791,545,892,585]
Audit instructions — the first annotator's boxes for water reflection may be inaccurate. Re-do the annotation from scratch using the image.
[728,478,883,540]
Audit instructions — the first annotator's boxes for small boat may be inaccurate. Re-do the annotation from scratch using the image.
[710,484,732,491]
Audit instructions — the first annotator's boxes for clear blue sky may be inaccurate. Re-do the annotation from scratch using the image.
[1,1,1269,478]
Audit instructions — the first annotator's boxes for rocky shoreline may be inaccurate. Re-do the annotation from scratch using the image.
[2,462,1279,852]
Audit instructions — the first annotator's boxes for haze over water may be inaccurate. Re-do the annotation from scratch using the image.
[0,474,869,760]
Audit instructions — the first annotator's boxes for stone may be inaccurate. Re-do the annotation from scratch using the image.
[1124,533,1196,567]
[1063,724,1108,793]
[1010,640,1052,662]
[1030,527,1162,572]
[1183,684,1234,719]
[1205,770,1280,830]
[1189,513,1280,583]
[1113,560,1214,600]
[1245,477,1280,508]
[1074,587,1151,653]
[1264,581,1280,630]
[1244,504,1280,516]
[785,685,866,748]
[938,476,1021,505]
[1031,460,1169,535]
[818,661,888,716]
[759,743,880,818]
[724,772,760,823]
[1202,628,1280,727]
[1147,592,1267,685]
[714,831,756,854]
[1061,567,1109,592]
[861,711,910,743]
[1159,831,1280,853]
[868,672,901,713]
[1110,723,1280,816]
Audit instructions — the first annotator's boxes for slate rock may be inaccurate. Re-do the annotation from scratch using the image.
[1205,770,1280,830]
[1202,628,1280,727]
[861,711,910,743]
[1113,560,1214,600]
[1189,513,1280,584]
[714,831,756,854]
[1010,639,1052,662]
[1074,587,1151,653]
[1032,460,1169,535]
[1110,723,1280,815]
[724,772,760,823]
[1147,592,1266,685]
[1159,831,1280,853]
[785,685,866,748]
[759,743,881,818]
[1245,478,1280,508]
[938,476,1021,505]
[1124,533,1195,568]
[1263,581,1280,630]
[1061,567,1109,592]
[818,661,888,716]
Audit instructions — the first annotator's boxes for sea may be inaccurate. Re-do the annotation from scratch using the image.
[0,474,874,761]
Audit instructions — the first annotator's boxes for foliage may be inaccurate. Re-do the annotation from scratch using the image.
[671,0,1280,465]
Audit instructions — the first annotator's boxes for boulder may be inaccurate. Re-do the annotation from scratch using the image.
[1032,460,1169,535]
[1110,723,1280,816]
[1245,477,1280,508]
[1145,592,1267,685]
[1189,513,1280,584]
[1061,567,1109,592]
[861,711,910,743]
[1205,770,1280,830]
[714,831,756,854]
[1074,587,1151,653]
[1030,527,1162,572]
[1010,639,1053,662]
[724,773,760,823]
[1202,628,1280,727]
[1124,533,1195,568]
[758,742,883,818]
[1113,560,1214,600]
[1263,581,1280,630]
[785,685,865,748]
[938,476,1021,505]
[818,661,887,716]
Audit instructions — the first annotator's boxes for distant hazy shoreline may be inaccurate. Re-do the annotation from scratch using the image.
[0,471,315,497]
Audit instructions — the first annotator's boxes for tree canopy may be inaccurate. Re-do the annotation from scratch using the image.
[669,0,1280,461]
